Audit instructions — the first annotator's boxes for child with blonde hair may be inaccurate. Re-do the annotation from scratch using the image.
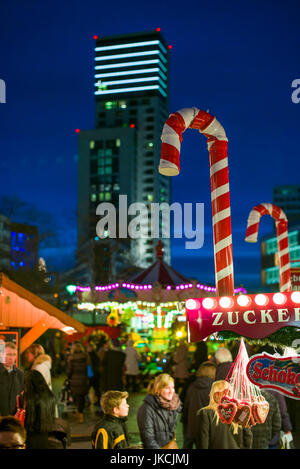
[91,391,130,449]
[196,380,253,449]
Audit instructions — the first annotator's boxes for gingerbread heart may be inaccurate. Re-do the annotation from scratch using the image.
[221,395,239,405]
[217,402,237,424]
[252,402,269,424]
[233,403,251,427]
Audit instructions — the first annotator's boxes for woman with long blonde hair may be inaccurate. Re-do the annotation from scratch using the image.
[195,380,253,449]
[137,373,182,449]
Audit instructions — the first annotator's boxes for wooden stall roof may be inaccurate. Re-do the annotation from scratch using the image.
[0,273,85,352]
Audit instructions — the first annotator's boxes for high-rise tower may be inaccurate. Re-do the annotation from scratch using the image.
[77,30,171,284]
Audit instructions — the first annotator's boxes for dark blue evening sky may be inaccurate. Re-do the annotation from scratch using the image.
[0,0,299,291]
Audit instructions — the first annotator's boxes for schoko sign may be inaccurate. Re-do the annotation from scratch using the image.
[247,353,300,400]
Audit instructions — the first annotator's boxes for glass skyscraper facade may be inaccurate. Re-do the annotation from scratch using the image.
[77,30,171,284]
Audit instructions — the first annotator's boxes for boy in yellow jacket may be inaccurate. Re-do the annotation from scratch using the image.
[91,391,129,449]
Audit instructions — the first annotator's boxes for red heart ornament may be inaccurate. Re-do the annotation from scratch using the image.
[217,402,237,424]
[252,402,269,424]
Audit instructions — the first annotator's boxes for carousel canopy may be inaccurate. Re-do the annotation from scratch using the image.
[128,241,190,287]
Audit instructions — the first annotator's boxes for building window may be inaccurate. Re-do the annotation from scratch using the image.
[104,101,118,110]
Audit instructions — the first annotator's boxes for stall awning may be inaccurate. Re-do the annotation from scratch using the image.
[0,273,86,352]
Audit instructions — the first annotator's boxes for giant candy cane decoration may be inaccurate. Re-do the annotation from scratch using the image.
[159,107,234,297]
[245,203,292,292]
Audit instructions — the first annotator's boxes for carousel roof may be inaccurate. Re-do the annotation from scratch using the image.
[128,241,190,288]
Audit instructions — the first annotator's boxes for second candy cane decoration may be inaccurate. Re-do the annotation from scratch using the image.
[245,203,292,292]
[159,107,234,297]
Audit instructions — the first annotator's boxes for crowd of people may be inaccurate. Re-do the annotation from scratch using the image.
[0,336,295,449]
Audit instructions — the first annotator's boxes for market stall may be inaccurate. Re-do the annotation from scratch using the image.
[0,273,86,354]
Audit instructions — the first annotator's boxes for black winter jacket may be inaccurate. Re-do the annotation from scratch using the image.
[67,352,89,396]
[137,394,182,449]
[251,390,282,449]
[182,376,213,439]
[196,408,253,449]
[215,361,233,381]
[91,414,129,449]
[0,364,24,416]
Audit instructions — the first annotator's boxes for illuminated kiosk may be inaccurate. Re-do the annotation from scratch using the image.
[74,242,246,351]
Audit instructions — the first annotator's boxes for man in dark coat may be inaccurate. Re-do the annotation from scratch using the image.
[101,339,126,392]
[251,390,282,449]
[0,342,24,416]
[182,361,216,448]
[214,347,233,381]
[267,389,292,447]
[67,343,88,423]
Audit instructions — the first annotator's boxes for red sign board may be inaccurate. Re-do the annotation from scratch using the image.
[291,268,300,291]
[186,292,300,342]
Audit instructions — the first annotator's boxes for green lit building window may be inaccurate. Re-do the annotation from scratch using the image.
[289,231,298,247]
[265,267,279,285]
[90,194,97,202]
[105,101,118,110]
[266,230,299,254]
[99,193,104,201]
[105,149,112,156]
[105,193,111,201]
[90,141,95,149]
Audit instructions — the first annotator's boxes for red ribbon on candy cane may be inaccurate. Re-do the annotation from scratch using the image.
[245,203,292,292]
[159,107,234,297]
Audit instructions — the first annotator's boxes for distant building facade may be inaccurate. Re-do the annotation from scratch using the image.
[10,222,39,270]
[77,30,172,284]
[261,185,300,290]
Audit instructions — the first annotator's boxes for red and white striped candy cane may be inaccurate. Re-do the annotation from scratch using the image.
[159,107,234,297]
[245,203,291,292]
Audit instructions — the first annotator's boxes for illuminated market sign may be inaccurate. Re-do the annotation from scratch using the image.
[186,292,300,342]
[246,353,300,400]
